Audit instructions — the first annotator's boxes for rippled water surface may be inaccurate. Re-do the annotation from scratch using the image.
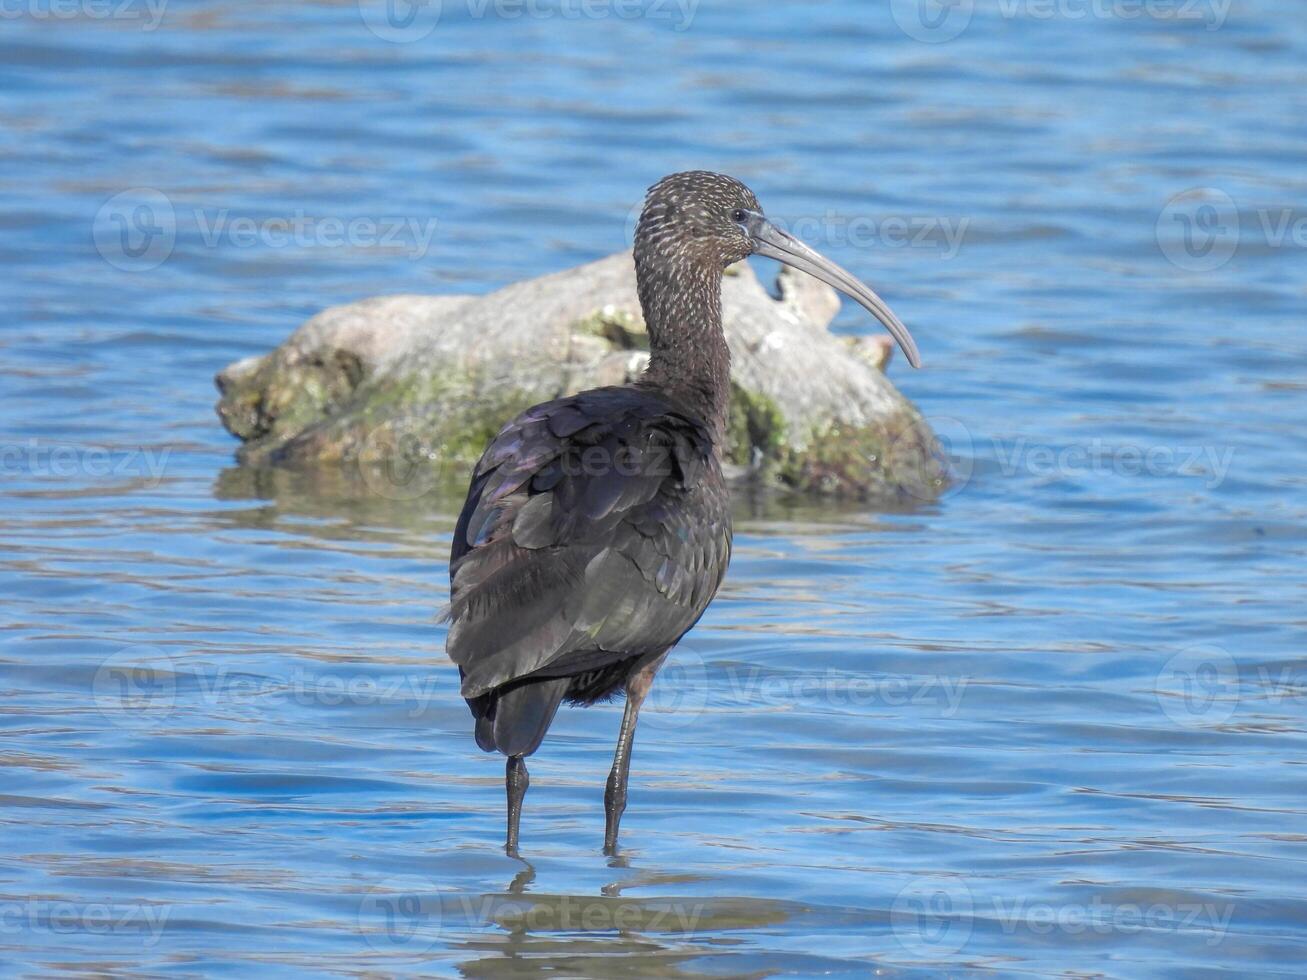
[3,1,1306,976]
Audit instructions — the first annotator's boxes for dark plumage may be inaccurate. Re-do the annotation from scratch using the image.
[444,171,921,855]
[448,387,729,755]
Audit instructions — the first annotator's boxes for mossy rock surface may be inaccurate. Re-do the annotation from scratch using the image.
[214,251,946,500]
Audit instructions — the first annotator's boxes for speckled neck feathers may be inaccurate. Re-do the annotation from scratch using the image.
[631,172,761,445]
[633,255,731,441]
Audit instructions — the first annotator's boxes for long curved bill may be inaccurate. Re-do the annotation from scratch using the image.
[747,214,922,369]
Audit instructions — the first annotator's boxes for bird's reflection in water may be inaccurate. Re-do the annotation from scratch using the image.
[506,856,536,896]
[602,850,632,897]
[448,855,799,979]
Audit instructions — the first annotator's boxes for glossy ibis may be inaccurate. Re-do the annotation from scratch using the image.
[444,171,921,855]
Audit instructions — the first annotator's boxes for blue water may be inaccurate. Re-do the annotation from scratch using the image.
[2,1,1306,975]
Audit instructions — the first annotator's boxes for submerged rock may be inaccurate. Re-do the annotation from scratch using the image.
[215,251,946,499]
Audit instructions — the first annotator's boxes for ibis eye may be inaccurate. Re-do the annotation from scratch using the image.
[731,209,749,223]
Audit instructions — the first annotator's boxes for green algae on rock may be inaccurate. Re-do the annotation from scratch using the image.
[214,252,946,500]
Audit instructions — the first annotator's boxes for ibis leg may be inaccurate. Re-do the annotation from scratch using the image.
[505,755,528,856]
[603,660,661,854]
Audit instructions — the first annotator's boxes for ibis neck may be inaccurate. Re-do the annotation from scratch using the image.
[634,255,732,443]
